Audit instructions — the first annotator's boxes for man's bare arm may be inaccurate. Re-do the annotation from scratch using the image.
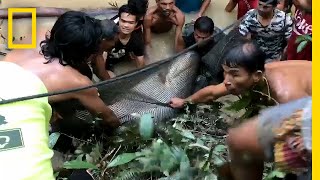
[135,55,145,68]
[174,11,185,52]
[176,31,186,52]
[73,82,120,128]
[187,83,229,103]
[91,54,111,80]
[198,0,212,16]
[143,15,153,48]
[170,83,229,108]
[225,0,237,12]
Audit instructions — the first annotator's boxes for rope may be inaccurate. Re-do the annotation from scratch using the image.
[0,19,242,105]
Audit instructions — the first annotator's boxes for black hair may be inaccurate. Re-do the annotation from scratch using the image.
[223,39,266,73]
[260,0,278,7]
[128,0,149,17]
[118,4,142,22]
[100,19,119,40]
[194,16,215,34]
[40,11,103,67]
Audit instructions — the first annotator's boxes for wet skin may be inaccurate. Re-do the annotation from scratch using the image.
[3,28,120,129]
[170,60,311,108]
[170,60,311,180]
[144,0,185,51]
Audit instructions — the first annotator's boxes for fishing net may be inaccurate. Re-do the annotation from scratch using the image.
[0,12,242,131]
[53,51,200,127]
[201,26,243,85]
[51,25,244,134]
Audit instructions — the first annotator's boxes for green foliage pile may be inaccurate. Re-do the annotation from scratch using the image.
[54,102,229,180]
[53,92,284,180]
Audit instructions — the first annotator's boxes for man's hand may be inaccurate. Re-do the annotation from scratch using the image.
[91,54,111,81]
[192,13,202,22]
[72,79,121,129]
[225,0,237,12]
[169,97,185,108]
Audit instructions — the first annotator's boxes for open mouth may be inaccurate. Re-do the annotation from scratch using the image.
[121,28,130,33]
[162,10,170,16]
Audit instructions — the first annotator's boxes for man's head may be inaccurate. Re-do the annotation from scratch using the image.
[40,11,102,67]
[194,16,214,45]
[258,0,278,17]
[99,19,119,51]
[295,0,312,13]
[118,5,141,35]
[222,39,266,95]
[128,0,149,19]
[156,0,175,16]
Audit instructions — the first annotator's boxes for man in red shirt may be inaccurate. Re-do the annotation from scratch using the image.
[225,0,285,20]
[285,0,312,60]
[225,0,258,19]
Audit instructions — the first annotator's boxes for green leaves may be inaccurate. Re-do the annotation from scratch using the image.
[295,34,312,43]
[214,144,227,153]
[225,95,251,112]
[139,113,154,140]
[107,153,139,168]
[63,159,98,170]
[180,130,195,140]
[49,132,60,149]
[54,100,244,179]
[295,34,312,53]
[264,169,286,180]
[297,40,308,53]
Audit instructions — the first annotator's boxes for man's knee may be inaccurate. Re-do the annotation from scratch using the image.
[226,118,265,160]
[227,119,257,149]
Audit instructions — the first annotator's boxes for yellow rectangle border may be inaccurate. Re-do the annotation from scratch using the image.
[313,0,318,178]
[7,8,37,49]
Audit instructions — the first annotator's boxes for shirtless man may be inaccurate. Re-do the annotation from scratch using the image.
[221,96,312,180]
[223,0,313,179]
[170,39,311,107]
[170,39,312,180]
[143,0,185,52]
[90,19,119,80]
[3,11,120,129]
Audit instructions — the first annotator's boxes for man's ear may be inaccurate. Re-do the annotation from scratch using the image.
[253,70,263,83]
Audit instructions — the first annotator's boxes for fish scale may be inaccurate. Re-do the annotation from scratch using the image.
[75,51,199,124]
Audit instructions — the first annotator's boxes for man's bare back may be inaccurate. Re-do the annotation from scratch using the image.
[3,11,120,129]
[265,60,312,103]
[170,59,311,108]
[144,1,185,51]
[4,50,89,103]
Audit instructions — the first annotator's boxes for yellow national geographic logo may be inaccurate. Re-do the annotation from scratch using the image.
[7,8,37,49]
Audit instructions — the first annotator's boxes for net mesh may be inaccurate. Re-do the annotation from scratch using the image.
[201,26,243,84]
[53,51,200,126]
[53,25,244,128]
[0,13,238,130]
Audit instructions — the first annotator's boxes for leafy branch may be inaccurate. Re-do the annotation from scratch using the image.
[295,34,312,53]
